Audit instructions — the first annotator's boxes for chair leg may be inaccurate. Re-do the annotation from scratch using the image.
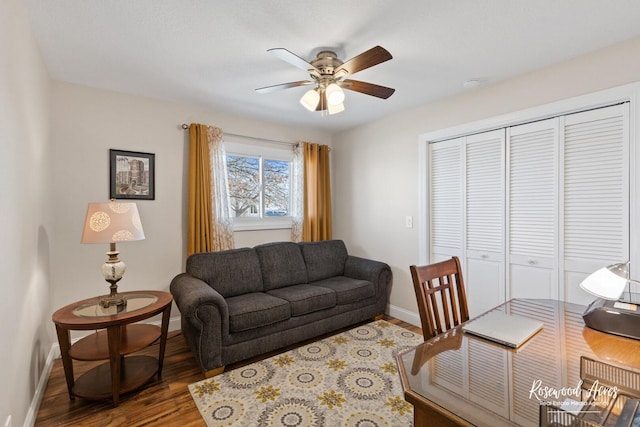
[374,314,384,321]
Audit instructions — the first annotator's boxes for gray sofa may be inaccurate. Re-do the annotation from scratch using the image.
[170,240,391,377]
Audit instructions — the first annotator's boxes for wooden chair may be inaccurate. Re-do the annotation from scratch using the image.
[410,256,470,340]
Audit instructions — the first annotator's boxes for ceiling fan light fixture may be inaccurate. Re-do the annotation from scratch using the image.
[300,89,320,111]
[327,102,345,115]
[258,46,394,116]
[325,83,345,105]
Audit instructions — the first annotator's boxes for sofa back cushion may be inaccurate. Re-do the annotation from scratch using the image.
[255,242,308,290]
[300,240,349,282]
[186,248,263,298]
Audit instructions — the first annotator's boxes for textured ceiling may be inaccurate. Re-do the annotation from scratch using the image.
[25,0,640,133]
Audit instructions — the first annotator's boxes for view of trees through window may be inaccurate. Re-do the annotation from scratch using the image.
[226,154,291,218]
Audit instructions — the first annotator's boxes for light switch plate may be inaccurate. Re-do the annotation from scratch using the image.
[405,216,413,228]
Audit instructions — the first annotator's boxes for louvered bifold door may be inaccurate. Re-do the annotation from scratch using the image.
[507,118,559,299]
[465,130,506,317]
[430,138,463,262]
[562,103,629,305]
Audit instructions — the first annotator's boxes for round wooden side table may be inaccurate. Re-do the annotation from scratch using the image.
[52,290,172,406]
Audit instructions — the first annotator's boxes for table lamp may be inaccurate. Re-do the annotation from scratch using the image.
[81,200,145,310]
[579,262,640,340]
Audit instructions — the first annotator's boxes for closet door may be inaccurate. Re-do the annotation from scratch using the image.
[465,130,506,317]
[430,138,463,262]
[507,118,559,299]
[562,103,629,305]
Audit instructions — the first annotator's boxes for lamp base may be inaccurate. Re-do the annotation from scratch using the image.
[583,297,640,340]
[99,294,126,311]
[99,281,127,313]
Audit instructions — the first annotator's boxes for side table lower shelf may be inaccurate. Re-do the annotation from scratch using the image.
[69,324,161,360]
[73,355,160,400]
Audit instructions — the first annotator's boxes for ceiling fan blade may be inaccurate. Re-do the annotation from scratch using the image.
[334,46,392,76]
[267,48,320,73]
[256,80,314,93]
[341,79,395,99]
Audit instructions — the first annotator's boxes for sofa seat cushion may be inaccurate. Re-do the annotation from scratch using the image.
[312,276,375,305]
[226,293,291,333]
[267,284,336,316]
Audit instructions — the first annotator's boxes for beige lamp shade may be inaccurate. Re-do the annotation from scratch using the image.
[81,201,145,244]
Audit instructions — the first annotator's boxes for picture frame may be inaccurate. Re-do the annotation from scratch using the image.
[110,149,155,200]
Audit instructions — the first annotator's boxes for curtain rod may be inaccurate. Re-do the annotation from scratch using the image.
[180,123,297,147]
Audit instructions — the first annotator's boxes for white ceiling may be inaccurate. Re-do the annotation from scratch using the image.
[25,0,640,134]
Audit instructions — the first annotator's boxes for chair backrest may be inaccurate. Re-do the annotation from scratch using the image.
[410,256,470,340]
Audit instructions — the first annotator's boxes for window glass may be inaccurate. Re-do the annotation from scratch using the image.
[224,140,294,230]
[227,155,260,218]
[264,159,290,217]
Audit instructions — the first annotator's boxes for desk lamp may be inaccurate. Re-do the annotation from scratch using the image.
[81,200,145,310]
[580,262,640,340]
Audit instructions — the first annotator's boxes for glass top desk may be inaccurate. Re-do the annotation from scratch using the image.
[397,299,640,427]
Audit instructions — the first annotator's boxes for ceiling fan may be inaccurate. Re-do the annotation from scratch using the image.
[256,46,395,115]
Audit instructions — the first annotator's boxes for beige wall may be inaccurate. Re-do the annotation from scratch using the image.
[331,35,640,320]
[50,82,332,315]
[0,0,52,425]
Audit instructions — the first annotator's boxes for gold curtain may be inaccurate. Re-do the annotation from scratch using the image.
[302,142,332,241]
[187,124,213,256]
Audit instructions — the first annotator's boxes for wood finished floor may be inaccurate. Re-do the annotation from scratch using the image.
[35,316,421,426]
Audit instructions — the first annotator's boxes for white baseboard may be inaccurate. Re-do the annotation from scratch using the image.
[168,314,182,333]
[23,315,182,427]
[22,344,57,427]
[387,303,421,328]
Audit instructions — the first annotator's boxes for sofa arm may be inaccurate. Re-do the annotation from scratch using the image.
[170,273,229,323]
[344,255,392,301]
[170,273,230,373]
[344,255,390,282]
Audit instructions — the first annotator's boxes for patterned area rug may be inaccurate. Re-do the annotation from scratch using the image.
[188,320,422,427]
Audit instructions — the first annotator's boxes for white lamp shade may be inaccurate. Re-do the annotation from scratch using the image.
[300,89,320,111]
[579,266,628,300]
[325,83,345,105]
[81,201,145,244]
[327,102,345,115]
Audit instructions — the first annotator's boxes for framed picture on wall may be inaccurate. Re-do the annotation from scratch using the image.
[109,149,155,200]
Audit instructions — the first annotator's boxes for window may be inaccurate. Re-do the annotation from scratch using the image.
[224,139,294,230]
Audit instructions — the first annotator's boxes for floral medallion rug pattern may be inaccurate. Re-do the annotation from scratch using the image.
[188,320,422,427]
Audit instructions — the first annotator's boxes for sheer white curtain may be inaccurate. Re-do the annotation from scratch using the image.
[208,126,235,251]
[290,143,304,242]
